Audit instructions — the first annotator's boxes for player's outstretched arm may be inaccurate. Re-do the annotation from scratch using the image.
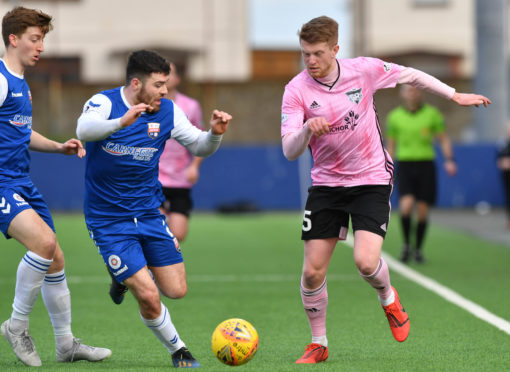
[209,109,232,135]
[451,92,491,108]
[29,130,86,158]
[398,67,492,107]
[61,138,86,158]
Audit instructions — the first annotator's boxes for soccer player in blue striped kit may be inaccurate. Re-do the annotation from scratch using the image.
[76,50,232,368]
[0,6,111,367]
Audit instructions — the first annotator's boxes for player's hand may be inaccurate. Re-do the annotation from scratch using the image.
[210,110,232,135]
[306,117,331,137]
[120,103,152,128]
[498,157,510,171]
[185,165,200,184]
[444,159,457,176]
[451,92,491,107]
[61,138,86,158]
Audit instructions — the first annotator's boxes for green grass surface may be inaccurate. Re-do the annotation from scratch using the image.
[1,212,509,371]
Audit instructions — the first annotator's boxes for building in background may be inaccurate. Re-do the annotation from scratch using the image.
[0,0,353,143]
[353,0,474,78]
[0,0,251,139]
[353,0,509,141]
[0,0,250,83]
[1,0,507,143]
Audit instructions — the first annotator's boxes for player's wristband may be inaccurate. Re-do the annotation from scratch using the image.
[445,157,456,162]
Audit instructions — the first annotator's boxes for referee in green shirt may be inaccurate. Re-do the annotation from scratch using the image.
[386,85,457,263]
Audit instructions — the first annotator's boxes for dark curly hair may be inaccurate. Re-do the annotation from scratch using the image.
[126,50,171,85]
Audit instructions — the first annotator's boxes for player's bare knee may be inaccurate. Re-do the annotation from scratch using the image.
[302,269,324,289]
[172,281,188,299]
[138,291,162,319]
[355,259,377,276]
[32,232,57,260]
[161,281,187,299]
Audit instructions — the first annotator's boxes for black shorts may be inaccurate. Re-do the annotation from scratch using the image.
[301,185,392,240]
[161,187,193,217]
[396,161,436,204]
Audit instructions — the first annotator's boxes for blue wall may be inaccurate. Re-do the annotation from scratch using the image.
[191,145,301,210]
[29,144,505,212]
[390,144,505,207]
[30,152,86,211]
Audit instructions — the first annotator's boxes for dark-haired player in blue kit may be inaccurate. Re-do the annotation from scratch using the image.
[76,49,232,369]
[0,6,111,367]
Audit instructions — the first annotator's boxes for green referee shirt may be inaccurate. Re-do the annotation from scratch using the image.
[386,104,445,161]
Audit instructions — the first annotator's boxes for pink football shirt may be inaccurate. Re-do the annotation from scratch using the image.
[159,92,203,188]
[281,57,403,187]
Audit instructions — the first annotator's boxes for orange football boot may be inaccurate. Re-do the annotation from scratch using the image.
[382,286,410,342]
[295,343,328,364]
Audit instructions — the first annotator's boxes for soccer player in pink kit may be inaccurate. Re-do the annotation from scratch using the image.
[281,16,491,364]
[159,63,204,242]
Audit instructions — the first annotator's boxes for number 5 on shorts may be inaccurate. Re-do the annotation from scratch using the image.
[302,210,312,232]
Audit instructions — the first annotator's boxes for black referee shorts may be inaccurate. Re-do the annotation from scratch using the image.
[396,161,437,204]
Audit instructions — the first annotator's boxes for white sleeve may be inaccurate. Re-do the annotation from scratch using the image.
[170,103,202,145]
[0,74,8,107]
[186,130,223,157]
[171,103,223,157]
[76,94,121,141]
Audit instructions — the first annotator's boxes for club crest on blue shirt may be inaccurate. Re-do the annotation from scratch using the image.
[147,122,160,139]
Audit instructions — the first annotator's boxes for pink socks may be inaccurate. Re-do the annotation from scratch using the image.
[360,258,394,305]
[301,278,328,345]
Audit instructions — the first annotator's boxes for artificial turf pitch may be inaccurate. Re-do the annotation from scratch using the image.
[1,212,509,371]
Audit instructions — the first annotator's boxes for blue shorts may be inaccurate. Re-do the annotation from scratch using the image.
[86,214,183,283]
[0,180,55,239]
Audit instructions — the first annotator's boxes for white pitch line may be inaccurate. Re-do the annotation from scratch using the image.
[343,234,510,335]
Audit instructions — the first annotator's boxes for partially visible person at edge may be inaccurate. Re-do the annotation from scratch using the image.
[158,62,204,242]
[281,15,491,364]
[386,85,457,263]
[0,6,111,367]
[76,49,232,368]
[497,125,510,229]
